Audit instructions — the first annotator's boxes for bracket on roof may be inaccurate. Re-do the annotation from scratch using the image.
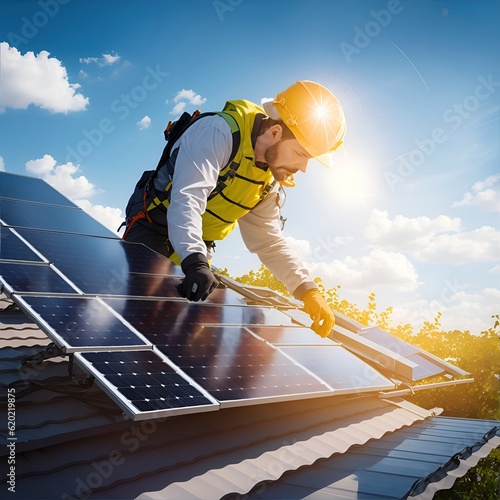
[379,377,475,399]
[0,301,20,313]
[21,342,66,367]
[67,354,95,388]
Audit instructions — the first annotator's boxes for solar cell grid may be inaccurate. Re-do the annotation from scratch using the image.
[206,286,246,305]
[17,296,150,352]
[0,262,78,294]
[0,172,77,207]
[153,325,331,403]
[248,326,340,345]
[1,198,115,237]
[0,227,44,262]
[76,350,218,418]
[280,346,395,393]
[17,229,183,296]
[104,298,296,341]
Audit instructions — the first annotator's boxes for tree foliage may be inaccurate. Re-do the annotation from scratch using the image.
[224,265,290,296]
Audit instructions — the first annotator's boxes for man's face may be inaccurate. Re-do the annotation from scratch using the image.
[263,138,311,182]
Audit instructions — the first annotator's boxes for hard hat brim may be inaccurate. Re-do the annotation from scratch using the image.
[313,143,344,168]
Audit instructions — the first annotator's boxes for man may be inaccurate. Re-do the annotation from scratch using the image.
[123,80,346,338]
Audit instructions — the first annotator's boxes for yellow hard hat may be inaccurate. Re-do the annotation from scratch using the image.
[265,80,346,167]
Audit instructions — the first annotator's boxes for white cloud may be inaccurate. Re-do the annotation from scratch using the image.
[306,248,419,292]
[411,226,499,263]
[79,53,121,67]
[173,89,207,105]
[110,59,133,79]
[452,174,500,212]
[75,199,124,233]
[25,154,56,175]
[284,236,312,260]
[170,89,206,115]
[26,154,97,199]
[0,42,89,114]
[102,53,121,65]
[170,102,186,115]
[0,156,5,171]
[137,115,151,130]
[366,209,499,264]
[391,288,500,333]
[285,235,353,262]
[284,235,418,292]
[365,209,461,250]
[24,154,123,233]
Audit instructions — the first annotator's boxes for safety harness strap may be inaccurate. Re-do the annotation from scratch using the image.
[121,111,241,238]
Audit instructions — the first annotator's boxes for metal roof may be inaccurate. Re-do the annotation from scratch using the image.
[221,416,500,500]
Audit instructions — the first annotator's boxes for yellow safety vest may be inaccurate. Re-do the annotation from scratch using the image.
[148,100,275,263]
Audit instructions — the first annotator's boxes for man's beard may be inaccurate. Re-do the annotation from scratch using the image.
[264,142,289,182]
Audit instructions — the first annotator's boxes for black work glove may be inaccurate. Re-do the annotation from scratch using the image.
[178,252,219,301]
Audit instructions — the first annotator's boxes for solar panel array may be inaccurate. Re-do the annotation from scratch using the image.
[0,172,466,420]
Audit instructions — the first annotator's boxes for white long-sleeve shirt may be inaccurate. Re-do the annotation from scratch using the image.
[165,114,315,299]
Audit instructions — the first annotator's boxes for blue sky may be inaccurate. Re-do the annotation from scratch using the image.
[1,0,498,332]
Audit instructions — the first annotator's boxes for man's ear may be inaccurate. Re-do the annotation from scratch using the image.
[269,124,283,143]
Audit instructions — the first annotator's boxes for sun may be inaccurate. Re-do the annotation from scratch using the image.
[320,151,377,206]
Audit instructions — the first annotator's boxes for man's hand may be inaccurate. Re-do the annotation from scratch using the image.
[179,253,219,301]
[301,289,335,338]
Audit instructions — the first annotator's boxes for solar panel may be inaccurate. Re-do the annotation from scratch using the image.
[74,350,219,420]
[152,326,332,404]
[104,299,297,339]
[0,198,116,237]
[248,326,341,346]
[0,171,77,208]
[0,262,78,295]
[358,327,420,357]
[406,353,446,379]
[355,328,463,379]
[206,285,248,305]
[16,229,183,296]
[280,346,395,393]
[0,226,44,262]
[15,295,151,352]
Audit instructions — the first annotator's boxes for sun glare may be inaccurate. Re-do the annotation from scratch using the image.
[315,105,328,120]
[321,151,377,206]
